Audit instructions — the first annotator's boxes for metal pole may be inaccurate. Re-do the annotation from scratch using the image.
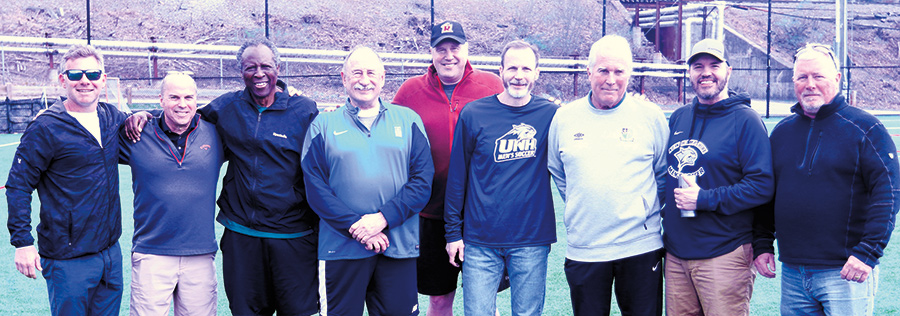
[86,0,91,44]
[677,1,683,60]
[431,0,435,27]
[766,0,771,118]
[265,0,270,39]
[836,0,848,96]
[602,0,607,36]
[219,58,224,89]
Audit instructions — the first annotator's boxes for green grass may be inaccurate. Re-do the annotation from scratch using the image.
[2,116,900,315]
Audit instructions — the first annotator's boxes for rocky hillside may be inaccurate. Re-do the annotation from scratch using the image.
[1,0,898,109]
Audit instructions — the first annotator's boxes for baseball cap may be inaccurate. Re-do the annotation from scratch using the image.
[431,21,467,47]
[688,38,726,65]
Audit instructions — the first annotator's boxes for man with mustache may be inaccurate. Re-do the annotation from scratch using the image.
[392,21,505,316]
[444,40,558,316]
[662,38,774,316]
[753,43,899,316]
[548,34,668,316]
[301,46,433,316]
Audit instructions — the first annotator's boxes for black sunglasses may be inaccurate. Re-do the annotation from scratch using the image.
[63,69,103,81]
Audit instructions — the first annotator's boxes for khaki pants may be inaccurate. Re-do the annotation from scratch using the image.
[130,252,217,316]
[665,243,756,316]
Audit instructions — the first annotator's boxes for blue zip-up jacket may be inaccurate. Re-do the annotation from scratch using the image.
[199,88,319,236]
[7,99,127,259]
[753,94,900,268]
[663,92,774,260]
[119,114,225,256]
[301,99,433,260]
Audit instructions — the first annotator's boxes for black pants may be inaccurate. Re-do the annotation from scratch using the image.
[564,248,665,316]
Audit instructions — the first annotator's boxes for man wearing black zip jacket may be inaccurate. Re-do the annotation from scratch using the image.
[662,39,774,316]
[7,44,128,316]
[753,43,899,316]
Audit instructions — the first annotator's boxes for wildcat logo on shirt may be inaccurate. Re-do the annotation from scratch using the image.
[494,123,538,162]
[667,139,708,178]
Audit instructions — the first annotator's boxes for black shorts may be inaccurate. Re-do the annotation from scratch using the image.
[320,256,419,315]
[417,216,462,296]
[220,229,318,316]
[416,217,509,296]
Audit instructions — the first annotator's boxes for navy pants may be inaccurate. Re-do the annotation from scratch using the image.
[41,241,123,316]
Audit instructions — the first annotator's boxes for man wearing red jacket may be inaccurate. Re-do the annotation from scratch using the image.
[393,20,503,316]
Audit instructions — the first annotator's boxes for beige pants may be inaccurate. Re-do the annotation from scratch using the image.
[130,252,217,316]
[665,243,756,316]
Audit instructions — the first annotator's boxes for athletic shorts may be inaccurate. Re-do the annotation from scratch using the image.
[417,216,461,296]
[417,217,509,295]
[220,229,318,316]
[320,256,419,316]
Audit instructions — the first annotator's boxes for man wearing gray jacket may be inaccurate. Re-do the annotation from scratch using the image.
[548,35,668,316]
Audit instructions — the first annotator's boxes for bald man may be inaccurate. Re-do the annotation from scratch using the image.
[119,73,225,316]
[301,46,433,316]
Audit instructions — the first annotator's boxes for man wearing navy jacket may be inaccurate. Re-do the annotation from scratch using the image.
[7,44,128,316]
[753,43,900,316]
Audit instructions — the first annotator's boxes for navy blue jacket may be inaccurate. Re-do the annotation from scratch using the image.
[663,92,774,260]
[7,99,127,259]
[199,88,319,235]
[753,94,900,268]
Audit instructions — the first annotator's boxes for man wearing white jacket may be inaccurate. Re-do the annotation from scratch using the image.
[547,34,668,316]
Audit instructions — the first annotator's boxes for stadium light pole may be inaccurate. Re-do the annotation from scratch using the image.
[86,0,91,44]
[602,0,607,36]
[265,0,270,39]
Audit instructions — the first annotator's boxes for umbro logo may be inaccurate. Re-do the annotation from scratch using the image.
[573,132,585,141]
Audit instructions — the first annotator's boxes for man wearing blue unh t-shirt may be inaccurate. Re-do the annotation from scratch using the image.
[445,40,558,316]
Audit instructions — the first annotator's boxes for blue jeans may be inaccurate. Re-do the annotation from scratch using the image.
[462,244,550,316]
[781,263,878,316]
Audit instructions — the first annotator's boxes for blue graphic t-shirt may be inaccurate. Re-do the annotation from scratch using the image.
[444,95,559,248]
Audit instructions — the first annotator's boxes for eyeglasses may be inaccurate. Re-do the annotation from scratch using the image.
[794,43,838,70]
[63,69,103,81]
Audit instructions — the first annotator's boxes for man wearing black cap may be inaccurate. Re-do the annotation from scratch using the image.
[393,21,503,316]
[662,38,774,316]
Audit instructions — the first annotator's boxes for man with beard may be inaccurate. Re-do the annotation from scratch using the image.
[126,38,320,316]
[392,21,505,316]
[7,44,128,316]
[302,46,433,316]
[444,40,558,316]
[548,34,668,316]
[662,38,774,316]
[753,43,899,315]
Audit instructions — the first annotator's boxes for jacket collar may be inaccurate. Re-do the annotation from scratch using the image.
[239,88,289,111]
[790,93,846,120]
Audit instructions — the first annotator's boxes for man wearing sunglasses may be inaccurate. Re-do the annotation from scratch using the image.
[6,44,129,316]
[753,43,900,316]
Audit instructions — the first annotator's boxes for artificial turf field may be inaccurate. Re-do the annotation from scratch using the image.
[1,116,899,315]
